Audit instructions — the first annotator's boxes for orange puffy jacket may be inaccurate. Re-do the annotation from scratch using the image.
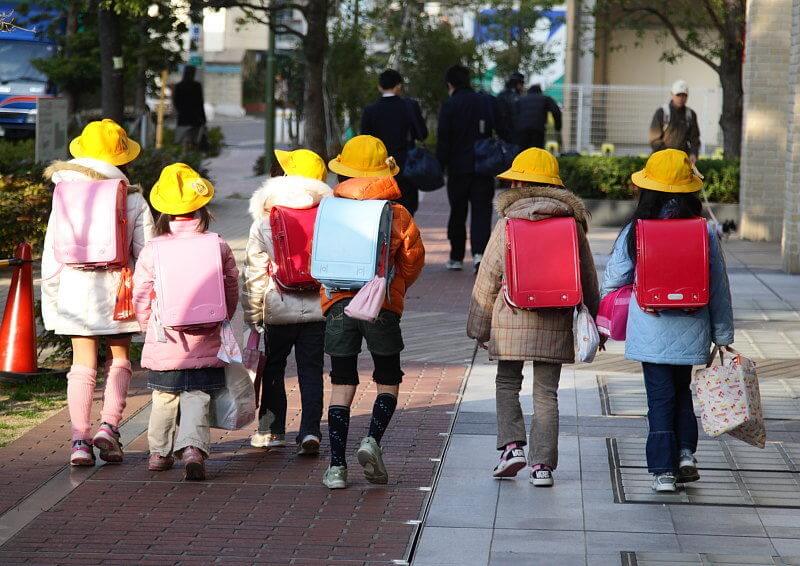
[320,176,425,316]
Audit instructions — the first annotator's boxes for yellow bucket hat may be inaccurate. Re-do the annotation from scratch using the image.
[631,149,703,193]
[69,119,141,166]
[275,148,327,181]
[328,135,400,178]
[150,163,214,215]
[497,147,564,186]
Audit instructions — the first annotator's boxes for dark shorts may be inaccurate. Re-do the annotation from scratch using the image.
[147,367,225,393]
[324,299,405,357]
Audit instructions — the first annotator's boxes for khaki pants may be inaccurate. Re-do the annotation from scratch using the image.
[496,361,562,469]
[148,390,211,457]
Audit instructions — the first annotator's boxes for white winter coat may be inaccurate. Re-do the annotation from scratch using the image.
[241,175,332,327]
[40,158,155,336]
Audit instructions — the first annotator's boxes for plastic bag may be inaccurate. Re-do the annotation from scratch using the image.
[217,320,243,363]
[344,276,387,322]
[209,362,256,430]
[575,304,600,363]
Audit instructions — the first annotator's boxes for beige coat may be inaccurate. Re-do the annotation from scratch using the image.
[467,186,600,363]
[241,175,332,327]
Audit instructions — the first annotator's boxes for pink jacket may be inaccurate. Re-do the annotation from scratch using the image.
[133,220,239,371]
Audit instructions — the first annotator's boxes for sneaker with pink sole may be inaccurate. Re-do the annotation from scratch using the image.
[70,440,95,467]
[493,443,527,478]
[181,446,206,481]
[148,453,175,472]
[93,422,123,463]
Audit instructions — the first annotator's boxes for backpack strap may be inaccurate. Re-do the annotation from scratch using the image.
[661,103,670,131]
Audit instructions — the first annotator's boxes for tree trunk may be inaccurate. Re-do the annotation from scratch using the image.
[98,6,124,123]
[718,58,742,159]
[64,2,78,114]
[134,23,148,115]
[302,0,329,159]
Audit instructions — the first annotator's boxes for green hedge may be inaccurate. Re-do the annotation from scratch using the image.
[557,156,740,203]
[0,175,51,258]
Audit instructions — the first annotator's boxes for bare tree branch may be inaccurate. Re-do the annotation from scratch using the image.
[699,0,725,35]
[205,0,307,17]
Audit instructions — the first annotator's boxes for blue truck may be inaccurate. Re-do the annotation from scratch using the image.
[0,2,56,137]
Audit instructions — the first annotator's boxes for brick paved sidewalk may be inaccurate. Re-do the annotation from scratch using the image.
[0,145,476,564]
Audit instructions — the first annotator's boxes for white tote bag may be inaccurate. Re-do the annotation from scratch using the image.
[575,304,600,363]
[209,362,257,430]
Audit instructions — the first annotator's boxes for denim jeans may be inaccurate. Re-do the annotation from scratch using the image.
[642,363,698,474]
[258,322,324,444]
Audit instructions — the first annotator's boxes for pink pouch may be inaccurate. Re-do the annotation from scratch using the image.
[596,285,633,341]
[345,276,387,323]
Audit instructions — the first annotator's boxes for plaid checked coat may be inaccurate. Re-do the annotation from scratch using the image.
[467,186,600,363]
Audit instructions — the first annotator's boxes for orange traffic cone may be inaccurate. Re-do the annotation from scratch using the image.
[0,243,38,375]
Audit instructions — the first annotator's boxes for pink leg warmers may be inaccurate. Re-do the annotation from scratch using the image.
[67,365,97,441]
[100,359,132,428]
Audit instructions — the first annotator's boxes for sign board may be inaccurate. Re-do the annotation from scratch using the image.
[188,53,204,68]
[35,97,68,163]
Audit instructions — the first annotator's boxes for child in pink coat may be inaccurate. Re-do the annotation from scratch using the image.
[133,164,238,480]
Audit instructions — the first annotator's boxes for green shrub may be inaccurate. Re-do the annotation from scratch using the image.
[557,156,740,203]
[204,126,224,157]
[0,176,51,258]
[0,139,40,177]
[128,145,208,198]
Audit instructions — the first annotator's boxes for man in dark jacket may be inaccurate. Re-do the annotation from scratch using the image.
[649,79,701,163]
[513,84,562,149]
[172,65,207,149]
[361,69,428,215]
[436,64,497,272]
[496,72,524,142]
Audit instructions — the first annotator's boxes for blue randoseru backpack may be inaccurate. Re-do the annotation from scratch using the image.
[311,197,393,291]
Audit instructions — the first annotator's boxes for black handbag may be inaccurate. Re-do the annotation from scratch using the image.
[404,146,444,192]
[473,93,520,176]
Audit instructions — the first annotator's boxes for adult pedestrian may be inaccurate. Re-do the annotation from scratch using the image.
[496,72,524,141]
[172,65,207,150]
[436,64,498,273]
[649,80,701,163]
[513,84,562,149]
[360,69,428,215]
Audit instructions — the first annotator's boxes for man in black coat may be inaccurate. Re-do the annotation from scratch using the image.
[513,84,562,149]
[435,64,498,273]
[172,65,207,149]
[360,69,428,215]
[496,72,524,142]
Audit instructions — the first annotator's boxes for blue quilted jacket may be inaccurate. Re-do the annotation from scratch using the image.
[601,223,734,365]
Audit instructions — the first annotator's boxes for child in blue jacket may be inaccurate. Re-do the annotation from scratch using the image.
[602,149,734,493]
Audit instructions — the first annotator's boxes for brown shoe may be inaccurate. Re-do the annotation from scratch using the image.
[181,446,206,481]
[148,453,174,472]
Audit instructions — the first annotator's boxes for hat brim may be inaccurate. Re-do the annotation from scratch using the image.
[328,158,399,178]
[496,168,564,186]
[150,185,214,215]
[69,137,141,166]
[274,149,291,172]
[631,170,703,193]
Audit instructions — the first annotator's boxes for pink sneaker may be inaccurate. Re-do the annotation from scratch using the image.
[70,440,95,467]
[493,443,527,478]
[181,446,206,481]
[148,453,175,472]
[92,422,123,463]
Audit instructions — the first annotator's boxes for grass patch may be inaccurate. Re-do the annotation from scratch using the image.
[0,373,70,448]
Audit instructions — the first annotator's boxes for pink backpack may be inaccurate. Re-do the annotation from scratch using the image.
[152,232,226,329]
[596,285,632,341]
[52,179,128,268]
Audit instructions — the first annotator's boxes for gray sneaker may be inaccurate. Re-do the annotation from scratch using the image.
[677,449,700,483]
[652,473,678,493]
[356,436,388,484]
[322,465,348,489]
[445,260,463,271]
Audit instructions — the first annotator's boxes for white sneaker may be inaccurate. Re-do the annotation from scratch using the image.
[250,432,286,448]
[492,445,527,478]
[677,449,700,483]
[652,473,678,493]
[473,254,483,273]
[529,465,555,487]
[298,434,321,456]
[445,260,463,271]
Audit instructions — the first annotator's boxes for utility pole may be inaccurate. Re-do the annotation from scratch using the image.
[264,3,277,173]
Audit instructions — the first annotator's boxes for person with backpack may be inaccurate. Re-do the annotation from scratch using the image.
[132,163,239,481]
[242,148,332,455]
[40,119,155,466]
[467,148,599,487]
[649,80,701,163]
[317,135,425,489]
[601,149,734,493]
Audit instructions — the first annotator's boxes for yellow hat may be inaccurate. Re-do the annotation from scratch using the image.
[275,148,327,181]
[69,119,141,166]
[150,163,214,215]
[631,149,703,193]
[328,135,400,178]
[497,147,564,186]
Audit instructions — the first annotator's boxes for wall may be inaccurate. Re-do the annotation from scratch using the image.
[783,3,800,273]
[740,0,793,242]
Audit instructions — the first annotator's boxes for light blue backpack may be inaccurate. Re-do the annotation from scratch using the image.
[311,197,393,291]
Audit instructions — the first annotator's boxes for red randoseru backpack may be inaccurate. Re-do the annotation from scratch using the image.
[503,216,583,309]
[269,205,321,292]
[635,218,710,309]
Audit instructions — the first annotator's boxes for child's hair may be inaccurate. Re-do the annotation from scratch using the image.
[154,207,213,236]
[337,174,351,183]
[270,159,285,177]
[623,189,702,262]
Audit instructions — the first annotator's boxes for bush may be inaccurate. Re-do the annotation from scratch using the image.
[128,145,208,198]
[0,175,51,258]
[204,126,224,158]
[0,139,43,177]
[557,156,740,203]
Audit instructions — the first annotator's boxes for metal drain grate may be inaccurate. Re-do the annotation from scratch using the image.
[621,551,800,565]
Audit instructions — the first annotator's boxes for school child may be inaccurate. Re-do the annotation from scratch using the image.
[467,148,600,487]
[41,119,155,466]
[242,149,332,454]
[132,163,239,481]
[602,149,734,493]
[320,135,425,489]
